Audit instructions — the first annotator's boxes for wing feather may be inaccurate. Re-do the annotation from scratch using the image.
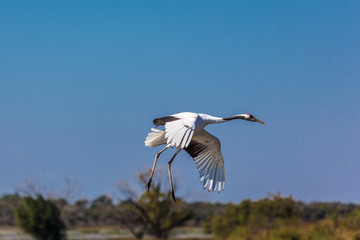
[164,113,197,149]
[185,130,225,192]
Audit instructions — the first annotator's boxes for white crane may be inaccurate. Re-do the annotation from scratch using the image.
[144,112,265,202]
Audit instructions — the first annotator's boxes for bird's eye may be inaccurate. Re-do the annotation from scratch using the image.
[250,115,254,118]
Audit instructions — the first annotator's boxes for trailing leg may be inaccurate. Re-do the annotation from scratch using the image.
[146,144,170,191]
[167,149,181,203]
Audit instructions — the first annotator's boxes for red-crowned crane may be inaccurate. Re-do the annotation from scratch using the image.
[145,112,265,202]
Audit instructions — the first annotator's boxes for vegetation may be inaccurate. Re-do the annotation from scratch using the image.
[118,185,192,239]
[206,193,360,240]
[2,181,360,240]
[1,192,360,239]
[0,194,22,226]
[114,171,193,239]
[15,195,66,240]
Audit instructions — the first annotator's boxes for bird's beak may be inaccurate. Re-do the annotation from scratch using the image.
[254,118,266,125]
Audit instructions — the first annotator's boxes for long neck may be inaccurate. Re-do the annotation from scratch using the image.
[199,114,227,124]
[200,114,245,125]
[222,115,246,121]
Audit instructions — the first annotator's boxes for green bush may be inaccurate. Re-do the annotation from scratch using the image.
[267,227,301,240]
[209,194,299,239]
[341,207,360,230]
[15,195,66,240]
[211,215,234,239]
[210,201,251,239]
[303,220,337,240]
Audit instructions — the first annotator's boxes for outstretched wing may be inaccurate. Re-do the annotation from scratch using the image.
[185,130,225,192]
[158,112,197,149]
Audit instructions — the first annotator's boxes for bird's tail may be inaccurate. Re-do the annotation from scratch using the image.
[145,128,166,147]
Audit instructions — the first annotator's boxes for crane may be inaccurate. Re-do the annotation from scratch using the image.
[144,112,265,202]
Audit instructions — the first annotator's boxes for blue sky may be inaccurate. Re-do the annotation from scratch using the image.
[1,1,359,203]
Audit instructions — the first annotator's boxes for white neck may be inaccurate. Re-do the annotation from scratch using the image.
[198,114,227,124]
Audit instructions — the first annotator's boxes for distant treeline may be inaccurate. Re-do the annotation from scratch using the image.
[0,193,220,227]
[204,194,360,239]
[1,193,359,230]
[4,169,360,239]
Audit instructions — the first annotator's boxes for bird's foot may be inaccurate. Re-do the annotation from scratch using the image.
[145,179,152,192]
[170,190,177,203]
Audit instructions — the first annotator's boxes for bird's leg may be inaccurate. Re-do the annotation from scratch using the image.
[146,144,170,191]
[168,149,181,203]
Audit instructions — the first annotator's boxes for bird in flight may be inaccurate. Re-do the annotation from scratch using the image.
[144,112,265,202]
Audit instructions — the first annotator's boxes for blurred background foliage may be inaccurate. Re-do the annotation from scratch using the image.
[2,171,360,239]
[2,192,360,239]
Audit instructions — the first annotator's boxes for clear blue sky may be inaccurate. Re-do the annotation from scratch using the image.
[1,1,359,203]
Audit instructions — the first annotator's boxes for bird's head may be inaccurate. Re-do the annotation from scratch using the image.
[234,113,266,124]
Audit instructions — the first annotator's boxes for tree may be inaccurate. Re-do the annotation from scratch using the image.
[15,195,66,240]
[115,169,193,239]
[87,195,118,226]
[117,199,147,239]
[55,198,89,228]
[136,186,192,239]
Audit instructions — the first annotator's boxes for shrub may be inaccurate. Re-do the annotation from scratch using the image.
[303,220,337,240]
[15,195,66,240]
[267,227,301,240]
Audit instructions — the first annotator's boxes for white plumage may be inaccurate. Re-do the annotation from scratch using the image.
[145,112,265,202]
[190,130,225,192]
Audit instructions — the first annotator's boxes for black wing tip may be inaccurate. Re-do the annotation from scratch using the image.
[153,118,162,126]
[153,116,179,126]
